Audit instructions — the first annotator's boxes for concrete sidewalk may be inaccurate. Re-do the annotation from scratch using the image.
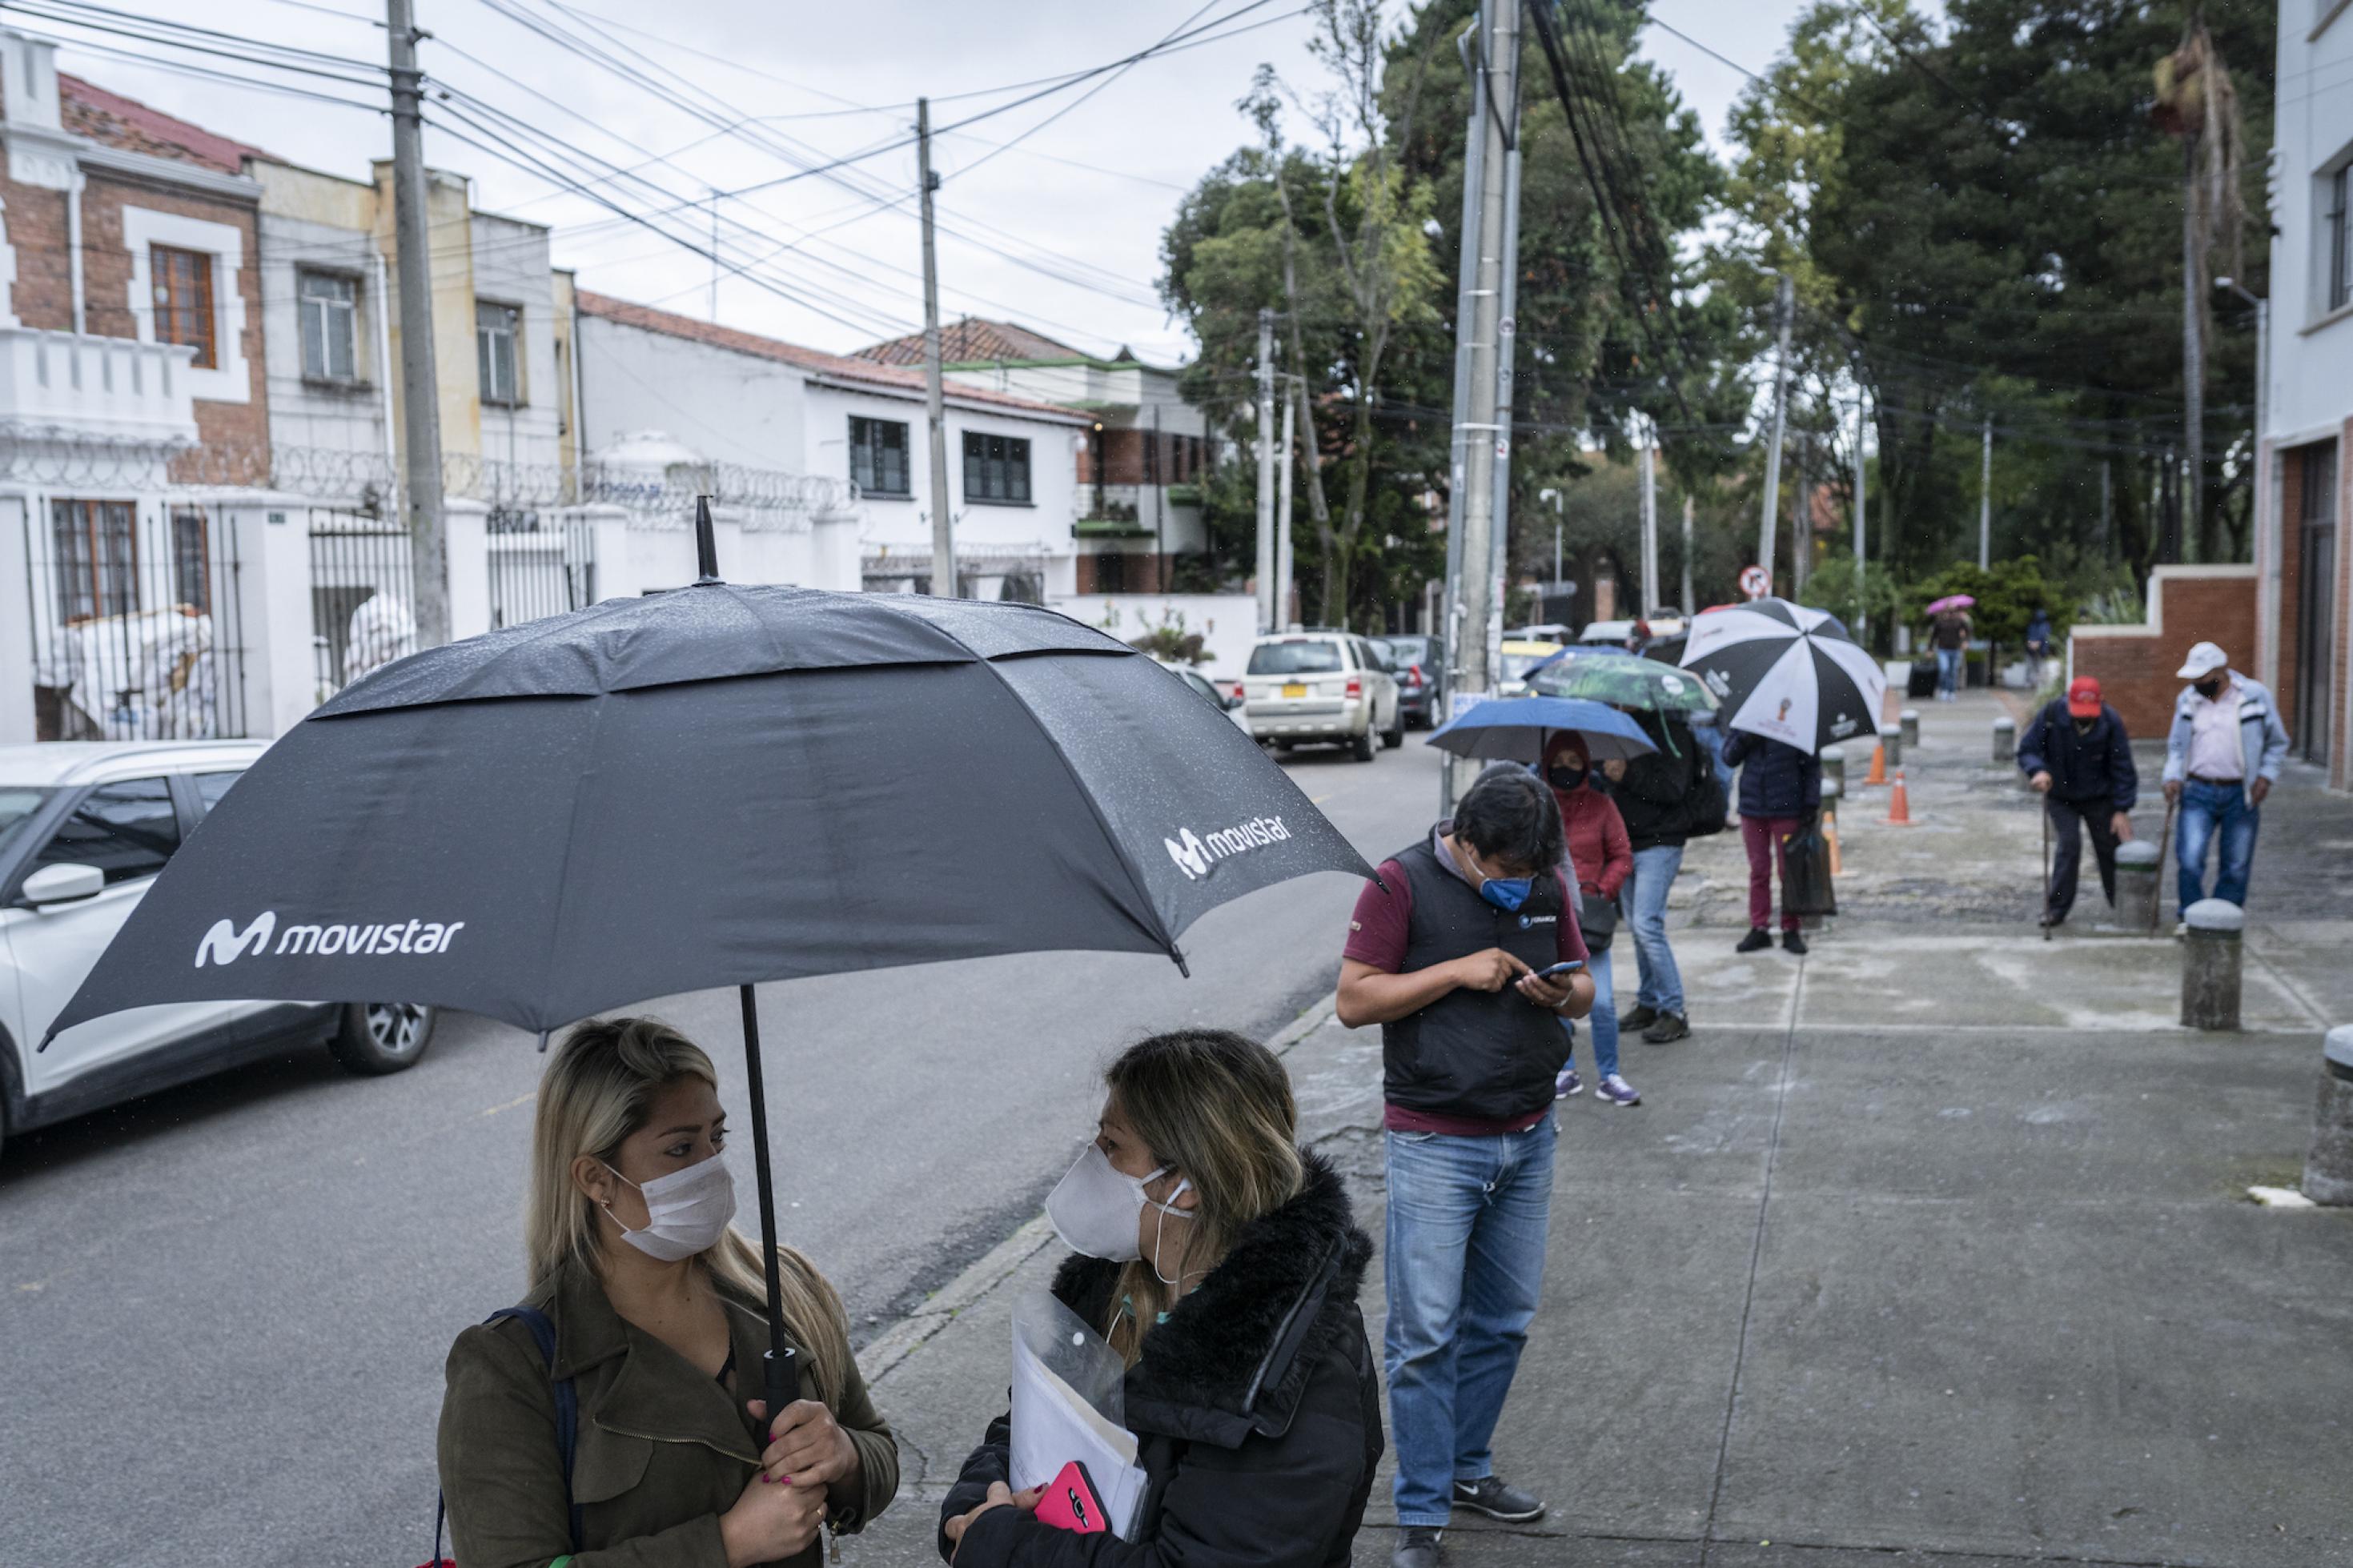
[844,692,2353,1568]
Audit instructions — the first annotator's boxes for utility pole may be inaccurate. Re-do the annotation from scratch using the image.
[709,189,721,321]
[386,0,447,647]
[2182,144,2205,565]
[1254,308,1276,632]
[1275,385,1295,631]
[1790,433,1809,598]
[1638,416,1658,616]
[1487,50,1523,660]
[1447,0,1518,806]
[2098,459,2111,559]
[1680,494,1694,616]
[1978,415,1993,571]
[1441,14,1491,741]
[918,99,954,597]
[1853,395,1868,648]
[1757,272,1795,593]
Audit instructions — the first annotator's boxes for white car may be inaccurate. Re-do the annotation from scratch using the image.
[0,741,435,1157]
[1237,632,1403,761]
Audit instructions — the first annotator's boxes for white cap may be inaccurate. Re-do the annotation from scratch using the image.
[2176,640,2228,680]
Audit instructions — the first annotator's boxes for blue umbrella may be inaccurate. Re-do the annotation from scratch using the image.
[1426,695,1658,764]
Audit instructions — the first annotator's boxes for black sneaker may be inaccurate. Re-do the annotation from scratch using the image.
[1617,1002,1660,1032]
[1452,1475,1546,1523]
[1641,1011,1691,1044]
[2038,910,2065,928]
[1781,929,1809,955]
[1391,1526,1444,1568]
[1736,927,1773,953]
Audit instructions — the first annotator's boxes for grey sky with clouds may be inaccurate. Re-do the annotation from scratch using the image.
[21,0,1833,364]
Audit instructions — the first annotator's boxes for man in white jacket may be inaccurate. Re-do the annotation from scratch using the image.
[2160,641,2291,917]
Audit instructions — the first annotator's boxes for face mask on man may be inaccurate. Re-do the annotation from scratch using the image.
[1046,1142,1193,1279]
[2195,676,2226,701]
[1548,764,1588,792]
[1477,873,1533,912]
[600,1151,737,1261]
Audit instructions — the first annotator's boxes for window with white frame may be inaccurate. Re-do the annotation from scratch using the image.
[150,245,216,368]
[477,301,521,405]
[962,431,1032,503]
[299,271,359,383]
[849,415,910,495]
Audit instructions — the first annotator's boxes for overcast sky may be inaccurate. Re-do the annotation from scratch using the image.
[34,0,1847,364]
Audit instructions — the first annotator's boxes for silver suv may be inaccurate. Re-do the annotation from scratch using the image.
[1239,633,1403,761]
[0,741,435,1157]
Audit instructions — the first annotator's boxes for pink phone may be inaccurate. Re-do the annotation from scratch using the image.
[1034,1459,1111,1535]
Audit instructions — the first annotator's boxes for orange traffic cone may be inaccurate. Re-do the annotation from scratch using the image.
[1863,742,1888,787]
[1885,770,1913,826]
[1824,806,1843,875]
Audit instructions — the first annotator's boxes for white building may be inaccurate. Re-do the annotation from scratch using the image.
[2254,0,2353,789]
[576,291,1091,600]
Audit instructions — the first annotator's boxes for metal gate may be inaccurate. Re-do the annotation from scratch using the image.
[488,509,595,629]
[22,499,250,740]
[308,509,417,698]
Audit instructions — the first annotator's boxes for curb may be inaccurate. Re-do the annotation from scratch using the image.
[855,992,1343,1386]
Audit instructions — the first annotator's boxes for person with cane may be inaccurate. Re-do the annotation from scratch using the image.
[2018,676,2138,931]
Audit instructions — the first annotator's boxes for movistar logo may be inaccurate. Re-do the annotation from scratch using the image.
[193,912,466,966]
[1163,816,1292,881]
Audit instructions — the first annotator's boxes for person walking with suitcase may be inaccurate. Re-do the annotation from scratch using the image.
[2018,676,2137,928]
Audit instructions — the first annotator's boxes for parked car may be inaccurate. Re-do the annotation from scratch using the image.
[1381,635,1444,728]
[1154,659,1251,731]
[1578,615,1688,662]
[1497,639,1570,697]
[1238,633,1402,760]
[1504,623,1576,646]
[0,741,436,1158]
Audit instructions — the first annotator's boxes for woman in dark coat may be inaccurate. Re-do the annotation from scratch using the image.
[1721,728,1822,954]
[938,1029,1380,1568]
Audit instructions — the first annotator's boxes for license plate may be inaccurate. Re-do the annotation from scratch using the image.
[1282,682,1307,699]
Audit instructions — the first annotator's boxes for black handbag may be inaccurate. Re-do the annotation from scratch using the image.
[1685,754,1729,840]
[1783,819,1837,917]
[1578,891,1619,951]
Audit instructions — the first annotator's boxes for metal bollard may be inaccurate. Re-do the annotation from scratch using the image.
[1900,708,1920,749]
[1821,744,1846,792]
[1877,723,1903,772]
[2180,899,2243,1030]
[2303,1026,2353,1206]
[2113,839,2161,931]
[1992,715,2015,763]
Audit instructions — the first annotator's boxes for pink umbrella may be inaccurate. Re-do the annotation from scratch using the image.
[1925,594,1976,615]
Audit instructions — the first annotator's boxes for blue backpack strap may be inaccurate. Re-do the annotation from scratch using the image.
[432,1305,584,1563]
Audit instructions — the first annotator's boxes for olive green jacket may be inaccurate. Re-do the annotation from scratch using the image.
[437,1256,897,1568]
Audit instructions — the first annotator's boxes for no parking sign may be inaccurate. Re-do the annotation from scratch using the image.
[1741,565,1772,601]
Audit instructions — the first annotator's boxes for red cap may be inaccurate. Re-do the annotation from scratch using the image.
[2066,676,2102,718]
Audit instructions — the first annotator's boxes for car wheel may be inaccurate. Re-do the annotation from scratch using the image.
[1351,728,1377,763]
[1382,713,1405,749]
[329,1001,437,1076]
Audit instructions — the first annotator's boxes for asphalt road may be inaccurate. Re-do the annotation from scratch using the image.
[0,735,1442,1568]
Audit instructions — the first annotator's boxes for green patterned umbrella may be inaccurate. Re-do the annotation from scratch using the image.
[1526,648,1719,713]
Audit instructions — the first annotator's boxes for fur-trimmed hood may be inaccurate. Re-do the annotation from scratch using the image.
[1050,1149,1372,1450]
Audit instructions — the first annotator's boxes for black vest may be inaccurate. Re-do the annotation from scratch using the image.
[1381,832,1571,1122]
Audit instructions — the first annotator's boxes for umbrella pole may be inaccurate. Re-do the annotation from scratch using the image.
[737,982,801,1426]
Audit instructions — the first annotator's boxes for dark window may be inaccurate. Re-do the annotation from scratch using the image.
[51,499,138,622]
[299,271,359,381]
[1094,550,1129,592]
[1247,640,1345,676]
[192,771,241,813]
[151,245,217,368]
[962,431,1032,503]
[172,508,210,613]
[2331,166,2351,315]
[849,416,910,495]
[477,302,521,405]
[33,778,181,885]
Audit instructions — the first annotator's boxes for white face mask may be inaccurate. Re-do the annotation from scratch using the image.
[601,1151,737,1262]
[1046,1142,1192,1277]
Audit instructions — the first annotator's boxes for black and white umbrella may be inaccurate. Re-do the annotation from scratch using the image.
[1680,598,1886,753]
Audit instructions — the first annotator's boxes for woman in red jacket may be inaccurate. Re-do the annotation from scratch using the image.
[1542,733,1637,1106]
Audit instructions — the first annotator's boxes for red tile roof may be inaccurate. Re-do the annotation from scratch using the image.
[576,291,1090,422]
[60,74,267,176]
[858,317,1097,367]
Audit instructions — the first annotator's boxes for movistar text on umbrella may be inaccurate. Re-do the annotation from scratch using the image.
[193,912,467,968]
[1164,816,1293,880]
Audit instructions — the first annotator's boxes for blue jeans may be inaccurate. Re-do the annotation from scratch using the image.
[1557,949,1616,1081]
[1935,646,1962,697]
[1625,844,1686,1017]
[2176,779,2259,914]
[1383,1116,1556,1528]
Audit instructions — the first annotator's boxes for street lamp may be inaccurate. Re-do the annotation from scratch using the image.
[2215,275,2275,691]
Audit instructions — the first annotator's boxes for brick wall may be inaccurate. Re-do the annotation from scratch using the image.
[1078,429,1207,486]
[1076,551,1172,595]
[0,172,75,329]
[2071,566,2258,739]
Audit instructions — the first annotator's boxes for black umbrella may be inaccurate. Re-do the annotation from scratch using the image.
[1679,598,1888,754]
[47,503,1373,1422]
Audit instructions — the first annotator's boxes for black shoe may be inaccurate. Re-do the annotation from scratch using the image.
[1391,1526,1444,1568]
[1452,1475,1546,1523]
[1736,927,1773,953]
[1618,1002,1660,1032]
[2038,910,2066,928]
[1641,1011,1691,1044]
[1781,929,1809,955]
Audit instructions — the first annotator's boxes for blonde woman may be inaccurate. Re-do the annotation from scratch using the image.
[938,1029,1380,1568]
[438,1018,897,1568]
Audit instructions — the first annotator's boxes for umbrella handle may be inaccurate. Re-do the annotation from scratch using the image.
[765,1345,800,1423]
